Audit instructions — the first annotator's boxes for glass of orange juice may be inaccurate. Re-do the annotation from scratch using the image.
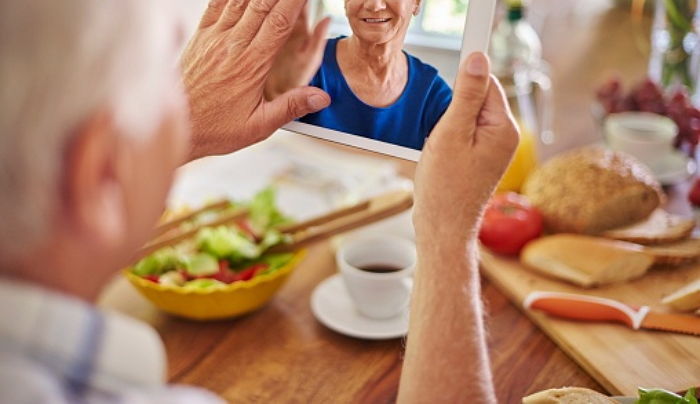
[497,125,538,192]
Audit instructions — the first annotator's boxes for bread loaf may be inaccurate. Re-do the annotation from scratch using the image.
[522,147,663,234]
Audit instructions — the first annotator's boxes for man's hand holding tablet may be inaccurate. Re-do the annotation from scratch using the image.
[400,52,519,404]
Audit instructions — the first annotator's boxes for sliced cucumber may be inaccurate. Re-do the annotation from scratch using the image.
[184,253,219,277]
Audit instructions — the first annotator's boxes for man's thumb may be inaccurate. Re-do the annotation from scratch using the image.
[263,87,330,131]
[443,52,491,130]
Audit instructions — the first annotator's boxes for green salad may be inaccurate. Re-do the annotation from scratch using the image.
[131,188,295,289]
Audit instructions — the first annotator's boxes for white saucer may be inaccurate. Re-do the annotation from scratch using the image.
[649,151,696,185]
[310,274,409,340]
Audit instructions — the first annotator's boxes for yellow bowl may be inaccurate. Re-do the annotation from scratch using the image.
[124,250,306,320]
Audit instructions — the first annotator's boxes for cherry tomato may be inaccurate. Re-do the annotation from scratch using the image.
[689,178,700,207]
[142,275,160,283]
[479,192,543,255]
[231,263,268,282]
[208,260,238,283]
[204,262,270,283]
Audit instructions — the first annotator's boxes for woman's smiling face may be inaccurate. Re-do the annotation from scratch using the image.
[345,0,420,45]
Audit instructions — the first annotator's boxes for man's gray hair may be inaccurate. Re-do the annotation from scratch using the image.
[0,0,179,259]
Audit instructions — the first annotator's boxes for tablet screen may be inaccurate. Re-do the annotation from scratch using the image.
[281,0,495,161]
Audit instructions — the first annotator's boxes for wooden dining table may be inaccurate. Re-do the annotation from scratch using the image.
[99,2,693,402]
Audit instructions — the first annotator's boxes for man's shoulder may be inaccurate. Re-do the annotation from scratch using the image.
[0,351,225,404]
[0,352,68,404]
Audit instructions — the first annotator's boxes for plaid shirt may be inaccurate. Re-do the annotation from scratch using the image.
[0,279,224,403]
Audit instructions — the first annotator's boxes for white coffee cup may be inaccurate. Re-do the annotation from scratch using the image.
[604,112,678,168]
[336,235,416,319]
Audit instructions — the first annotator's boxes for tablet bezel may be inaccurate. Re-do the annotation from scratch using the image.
[282,0,498,162]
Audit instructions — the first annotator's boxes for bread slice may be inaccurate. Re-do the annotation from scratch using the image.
[643,238,700,266]
[520,234,654,287]
[522,147,663,234]
[522,387,616,403]
[662,279,700,311]
[601,209,695,245]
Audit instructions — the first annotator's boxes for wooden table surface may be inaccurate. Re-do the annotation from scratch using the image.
[99,2,687,403]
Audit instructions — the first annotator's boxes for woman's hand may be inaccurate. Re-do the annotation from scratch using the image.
[265,10,330,100]
[413,53,519,250]
[182,0,331,161]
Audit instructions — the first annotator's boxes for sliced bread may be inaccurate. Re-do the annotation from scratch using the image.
[662,279,700,311]
[601,209,695,245]
[643,238,700,266]
[520,234,654,287]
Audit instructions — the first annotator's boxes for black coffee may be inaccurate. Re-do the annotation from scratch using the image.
[359,264,402,273]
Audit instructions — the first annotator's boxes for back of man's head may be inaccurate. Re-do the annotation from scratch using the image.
[0,0,179,263]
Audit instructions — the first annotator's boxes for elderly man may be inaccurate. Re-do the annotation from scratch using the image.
[0,0,518,403]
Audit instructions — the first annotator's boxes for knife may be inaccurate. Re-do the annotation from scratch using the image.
[523,291,700,336]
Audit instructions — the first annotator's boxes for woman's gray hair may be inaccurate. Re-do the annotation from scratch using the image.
[0,0,179,259]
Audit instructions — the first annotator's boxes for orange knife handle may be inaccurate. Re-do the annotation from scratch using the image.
[523,291,649,330]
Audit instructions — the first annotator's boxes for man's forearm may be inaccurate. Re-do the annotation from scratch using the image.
[398,238,495,403]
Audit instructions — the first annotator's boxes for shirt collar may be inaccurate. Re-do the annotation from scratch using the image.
[0,278,166,393]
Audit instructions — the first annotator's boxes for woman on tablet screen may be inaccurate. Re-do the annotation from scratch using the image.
[265,0,453,150]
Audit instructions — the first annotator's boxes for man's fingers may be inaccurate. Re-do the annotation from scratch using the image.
[249,0,306,62]
[441,52,491,138]
[199,0,229,29]
[257,86,330,133]
[217,0,249,30]
[475,76,520,150]
[478,76,515,129]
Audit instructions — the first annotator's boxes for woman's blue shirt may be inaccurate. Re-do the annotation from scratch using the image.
[299,37,452,150]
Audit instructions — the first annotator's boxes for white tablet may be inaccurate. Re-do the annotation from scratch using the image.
[283,0,497,161]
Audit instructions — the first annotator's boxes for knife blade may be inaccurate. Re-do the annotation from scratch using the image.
[523,291,700,336]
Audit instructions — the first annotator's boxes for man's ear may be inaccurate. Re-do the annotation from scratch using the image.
[413,0,421,15]
[62,110,127,251]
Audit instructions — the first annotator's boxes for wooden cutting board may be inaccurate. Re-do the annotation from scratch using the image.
[480,249,700,396]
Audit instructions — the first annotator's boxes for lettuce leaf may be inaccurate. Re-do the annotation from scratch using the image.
[259,253,295,275]
[258,229,291,252]
[183,253,219,277]
[196,226,259,260]
[636,388,697,404]
[132,247,183,276]
[249,187,290,232]
[183,278,225,290]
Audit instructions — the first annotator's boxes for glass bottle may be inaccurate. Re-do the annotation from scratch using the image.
[648,0,700,104]
[489,0,554,192]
